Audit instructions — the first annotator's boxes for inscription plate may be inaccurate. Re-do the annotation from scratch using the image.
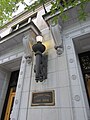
[31,90,55,106]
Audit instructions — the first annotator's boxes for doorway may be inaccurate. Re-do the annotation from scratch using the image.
[73,32,90,107]
[4,88,15,120]
[79,51,90,106]
[1,70,19,120]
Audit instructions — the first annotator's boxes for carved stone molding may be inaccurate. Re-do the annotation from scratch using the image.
[25,56,32,64]
[72,75,77,80]
[74,95,80,101]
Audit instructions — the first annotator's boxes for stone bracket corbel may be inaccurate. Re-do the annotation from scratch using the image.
[50,23,64,55]
[54,44,64,55]
[23,35,32,64]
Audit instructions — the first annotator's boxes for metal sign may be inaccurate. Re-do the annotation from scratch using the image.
[31,90,55,106]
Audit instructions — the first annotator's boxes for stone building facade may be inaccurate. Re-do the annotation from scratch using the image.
[0,2,90,120]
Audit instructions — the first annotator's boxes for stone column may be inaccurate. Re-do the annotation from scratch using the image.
[10,35,34,120]
[10,56,27,120]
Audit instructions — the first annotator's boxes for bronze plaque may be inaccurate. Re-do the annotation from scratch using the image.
[31,90,55,106]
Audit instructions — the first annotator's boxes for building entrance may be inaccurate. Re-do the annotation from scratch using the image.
[79,51,90,106]
[4,88,15,120]
[1,70,19,120]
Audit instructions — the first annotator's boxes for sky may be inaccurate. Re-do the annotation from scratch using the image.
[13,0,36,16]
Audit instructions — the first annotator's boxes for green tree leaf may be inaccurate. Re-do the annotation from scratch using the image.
[0,0,89,27]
